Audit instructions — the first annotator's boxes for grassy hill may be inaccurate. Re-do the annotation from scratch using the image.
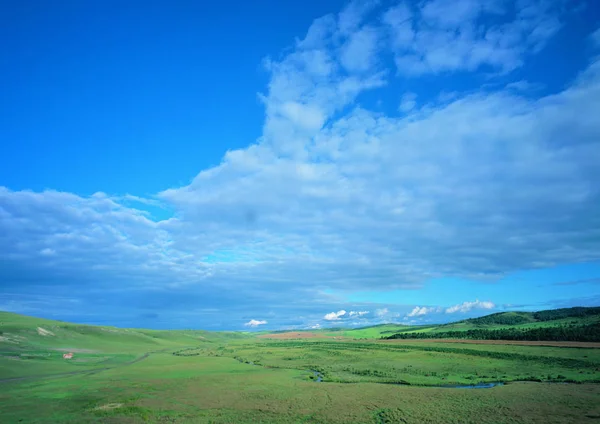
[252,307,600,340]
[0,311,248,379]
[458,307,600,327]
[383,307,600,341]
[0,311,250,350]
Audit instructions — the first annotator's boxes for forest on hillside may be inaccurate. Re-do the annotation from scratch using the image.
[462,307,600,326]
[532,307,600,322]
[385,323,600,342]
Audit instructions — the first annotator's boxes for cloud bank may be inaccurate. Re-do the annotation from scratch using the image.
[1,0,599,329]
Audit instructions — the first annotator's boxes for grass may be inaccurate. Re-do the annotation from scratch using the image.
[216,340,600,385]
[2,310,600,423]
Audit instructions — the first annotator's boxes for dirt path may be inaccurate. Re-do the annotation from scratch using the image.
[0,347,188,385]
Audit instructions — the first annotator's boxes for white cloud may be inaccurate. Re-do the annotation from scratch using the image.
[310,323,321,329]
[160,56,600,294]
[280,101,326,131]
[375,308,389,317]
[340,26,380,73]
[349,310,369,317]
[3,55,600,325]
[244,319,268,327]
[383,3,414,49]
[446,300,496,314]
[324,310,347,321]
[399,92,417,112]
[407,306,436,317]
[384,0,564,75]
[374,308,401,321]
[337,0,378,35]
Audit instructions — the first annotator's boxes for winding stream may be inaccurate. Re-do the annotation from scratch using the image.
[439,382,504,389]
[231,356,578,389]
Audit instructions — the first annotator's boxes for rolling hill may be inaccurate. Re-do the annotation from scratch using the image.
[383,306,600,341]
[257,307,600,340]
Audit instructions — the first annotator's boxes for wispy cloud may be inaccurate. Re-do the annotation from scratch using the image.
[551,278,600,286]
[591,27,600,48]
[374,308,389,317]
[398,92,417,112]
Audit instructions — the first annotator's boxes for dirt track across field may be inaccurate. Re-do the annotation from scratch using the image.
[381,339,600,348]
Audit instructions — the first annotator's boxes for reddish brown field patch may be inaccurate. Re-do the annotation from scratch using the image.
[380,339,600,348]
[258,332,331,339]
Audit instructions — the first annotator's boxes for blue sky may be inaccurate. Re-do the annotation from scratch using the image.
[1,0,599,330]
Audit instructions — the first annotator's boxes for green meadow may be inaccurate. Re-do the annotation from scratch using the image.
[2,310,600,423]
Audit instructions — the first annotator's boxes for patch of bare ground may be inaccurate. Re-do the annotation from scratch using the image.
[380,339,600,348]
[258,332,332,339]
[53,348,99,353]
[93,403,123,411]
[36,327,54,336]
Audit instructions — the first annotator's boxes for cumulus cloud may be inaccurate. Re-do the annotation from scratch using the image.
[446,300,496,314]
[324,310,347,321]
[349,310,369,317]
[1,1,599,329]
[244,319,268,327]
[407,306,438,317]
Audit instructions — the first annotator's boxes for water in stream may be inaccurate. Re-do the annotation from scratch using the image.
[310,371,323,382]
[440,382,504,389]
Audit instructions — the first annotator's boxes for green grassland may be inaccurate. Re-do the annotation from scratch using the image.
[2,309,600,423]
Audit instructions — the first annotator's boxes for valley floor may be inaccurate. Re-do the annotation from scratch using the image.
[2,337,600,423]
[2,310,600,423]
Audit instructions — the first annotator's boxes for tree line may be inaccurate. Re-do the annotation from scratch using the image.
[532,307,600,322]
[462,313,531,326]
[384,323,600,342]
